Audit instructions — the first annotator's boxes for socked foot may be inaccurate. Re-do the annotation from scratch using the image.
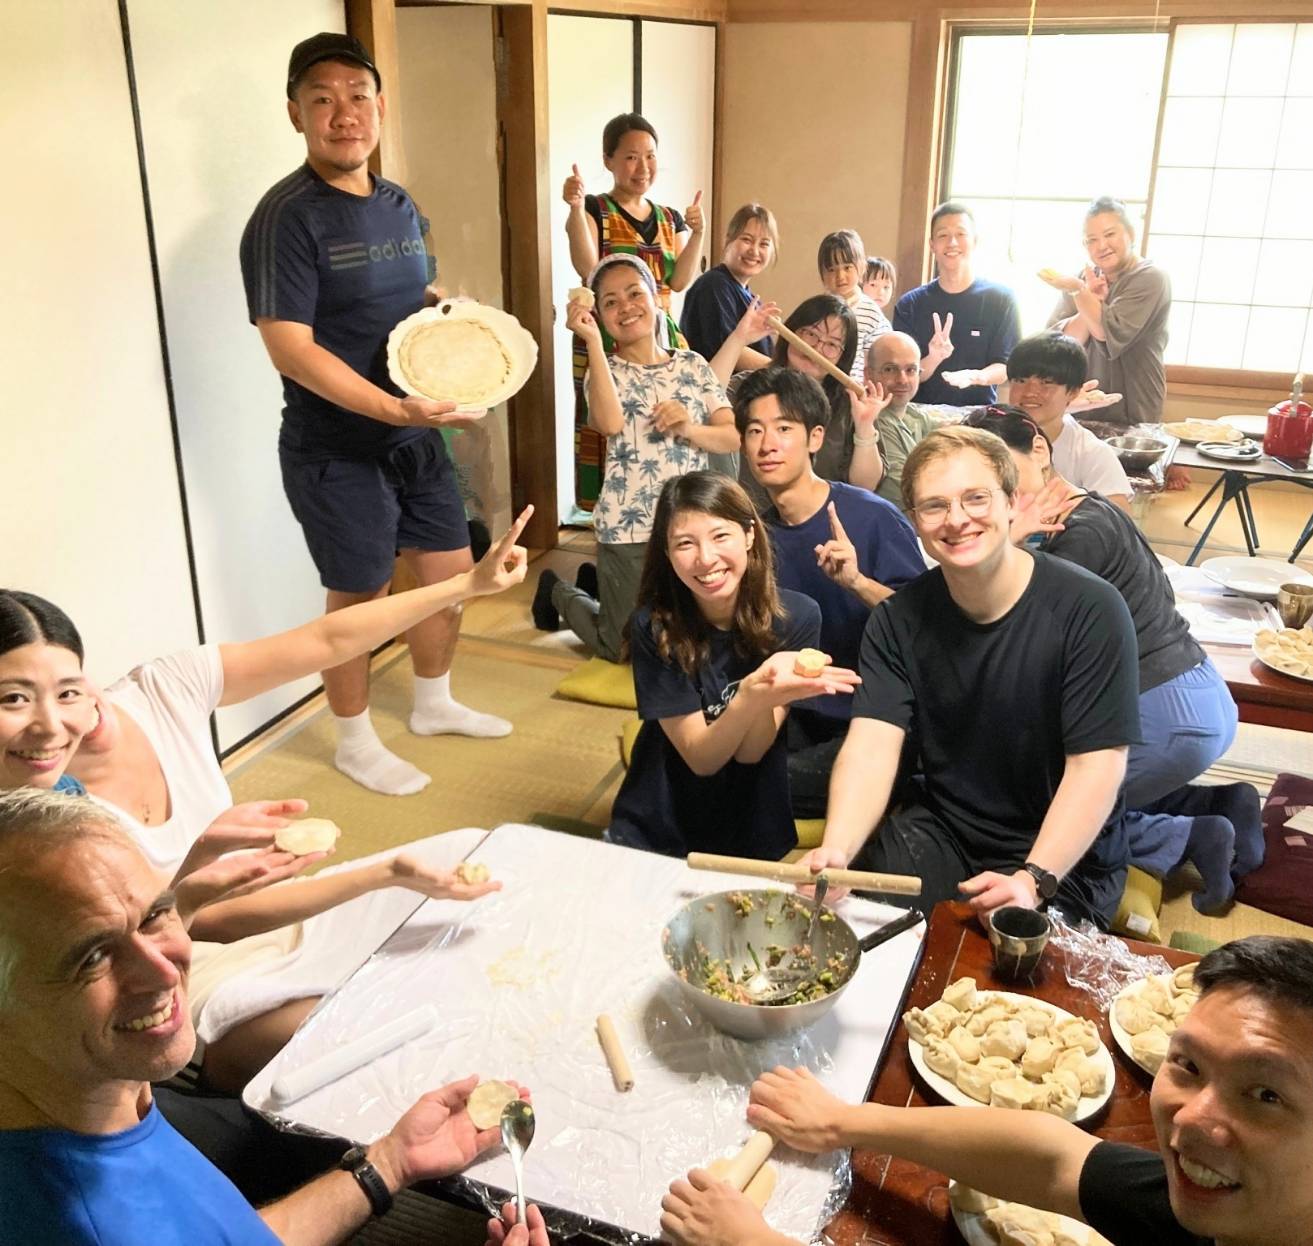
[334,739,431,796]
[410,703,512,738]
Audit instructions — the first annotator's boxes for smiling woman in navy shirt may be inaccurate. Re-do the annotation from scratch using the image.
[608,472,860,860]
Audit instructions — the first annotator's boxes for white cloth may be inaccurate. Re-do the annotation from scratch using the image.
[850,290,891,385]
[95,646,447,1043]
[1052,414,1132,499]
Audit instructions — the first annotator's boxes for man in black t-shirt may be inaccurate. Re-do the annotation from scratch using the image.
[240,34,509,799]
[801,424,1140,927]
[661,936,1313,1246]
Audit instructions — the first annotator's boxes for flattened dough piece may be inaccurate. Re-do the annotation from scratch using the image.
[467,1079,519,1129]
[456,861,492,884]
[274,817,341,856]
[399,319,513,404]
[567,286,595,309]
[708,1157,778,1211]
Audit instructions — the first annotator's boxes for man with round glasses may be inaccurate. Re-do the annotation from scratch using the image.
[801,425,1140,926]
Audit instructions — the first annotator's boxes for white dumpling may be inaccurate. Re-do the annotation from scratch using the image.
[1131,1026,1171,1075]
[942,976,978,1012]
[955,1062,997,1104]
[990,1075,1037,1110]
[966,1003,1011,1036]
[981,1019,1029,1061]
[1054,1046,1087,1076]
[1018,1006,1055,1039]
[1021,1036,1059,1080]
[903,1007,944,1044]
[1171,992,1196,1022]
[950,1184,1000,1214]
[984,1205,1057,1246]
[1171,964,1197,994]
[1115,995,1161,1036]
[1074,1056,1107,1098]
[1037,1072,1080,1121]
[1056,1017,1101,1056]
[1140,975,1174,1018]
[948,1025,981,1063]
[926,999,963,1031]
[924,1034,961,1080]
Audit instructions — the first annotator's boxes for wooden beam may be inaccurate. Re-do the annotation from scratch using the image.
[729,0,1313,19]
[497,1,559,548]
[894,7,947,293]
[345,0,408,184]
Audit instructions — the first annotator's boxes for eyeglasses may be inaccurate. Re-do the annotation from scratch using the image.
[797,326,844,359]
[908,487,1004,526]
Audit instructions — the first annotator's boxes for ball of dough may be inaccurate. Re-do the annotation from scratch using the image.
[793,647,829,678]
[942,976,978,1012]
[467,1080,521,1129]
[989,1075,1037,1110]
[1021,1036,1059,1080]
[923,1034,961,1081]
[947,1025,981,1064]
[1131,1025,1171,1075]
[455,861,491,884]
[1115,995,1161,1036]
[273,817,341,856]
[980,1019,1028,1061]
[1055,1017,1101,1056]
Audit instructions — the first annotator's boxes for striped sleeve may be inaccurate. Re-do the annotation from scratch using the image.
[239,170,319,326]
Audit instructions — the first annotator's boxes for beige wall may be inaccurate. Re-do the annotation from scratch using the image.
[396,5,512,534]
[720,20,912,315]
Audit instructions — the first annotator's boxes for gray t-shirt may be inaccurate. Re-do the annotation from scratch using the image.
[1049,260,1171,427]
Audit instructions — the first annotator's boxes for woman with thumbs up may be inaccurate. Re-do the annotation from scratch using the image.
[563,113,705,510]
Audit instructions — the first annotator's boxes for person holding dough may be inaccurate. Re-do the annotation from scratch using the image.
[563,112,705,511]
[532,256,738,661]
[606,471,860,859]
[241,34,506,802]
[0,510,530,1091]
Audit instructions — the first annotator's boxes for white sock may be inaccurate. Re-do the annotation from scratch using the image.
[409,672,512,738]
[333,710,431,796]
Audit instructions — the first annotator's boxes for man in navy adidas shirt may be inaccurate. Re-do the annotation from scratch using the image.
[241,33,510,801]
[734,367,925,817]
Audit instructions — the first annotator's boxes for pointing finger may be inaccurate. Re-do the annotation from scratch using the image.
[827,501,851,542]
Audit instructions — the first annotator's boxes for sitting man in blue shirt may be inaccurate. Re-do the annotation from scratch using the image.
[734,367,926,817]
[0,788,545,1246]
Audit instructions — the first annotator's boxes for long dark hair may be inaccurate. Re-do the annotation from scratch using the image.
[771,294,857,425]
[0,591,84,663]
[623,473,781,676]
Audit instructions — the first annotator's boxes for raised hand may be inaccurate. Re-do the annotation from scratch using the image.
[747,1065,848,1154]
[470,506,534,596]
[388,853,504,901]
[684,189,705,235]
[651,399,693,440]
[173,799,309,878]
[794,843,853,899]
[173,846,325,926]
[733,297,781,345]
[565,298,603,349]
[941,369,979,389]
[660,1169,770,1246]
[959,869,1039,917]
[1083,266,1109,300]
[927,311,954,366]
[742,651,861,709]
[562,162,585,209]
[814,501,861,590]
[1009,478,1074,545]
[849,378,891,435]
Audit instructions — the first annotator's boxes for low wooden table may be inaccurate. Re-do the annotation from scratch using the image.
[1204,641,1313,732]
[824,902,1196,1246]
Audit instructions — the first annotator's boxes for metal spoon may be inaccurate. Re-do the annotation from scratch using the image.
[500,1098,535,1228]
[744,875,830,1002]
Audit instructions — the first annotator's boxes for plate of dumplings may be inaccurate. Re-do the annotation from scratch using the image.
[903,978,1114,1122]
[1107,964,1199,1076]
[949,1182,1113,1246]
[1253,627,1313,683]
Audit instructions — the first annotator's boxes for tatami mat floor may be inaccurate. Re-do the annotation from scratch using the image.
[218,477,1310,1245]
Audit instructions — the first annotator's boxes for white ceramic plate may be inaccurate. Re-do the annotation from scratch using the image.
[387,299,538,411]
[1196,440,1262,462]
[907,992,1115,1122]
[1201,556,1313,601]
[949,1181,1108,1246]
[1220,414,1269,438]
[1107,973,1196,1075]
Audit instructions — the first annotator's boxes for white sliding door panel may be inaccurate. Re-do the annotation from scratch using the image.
[4,1,197,691]
[546,14,634,519]
[128,0,342,749]
[640,21,716,324]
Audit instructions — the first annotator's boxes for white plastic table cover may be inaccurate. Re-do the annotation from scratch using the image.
[244,823,926,1243]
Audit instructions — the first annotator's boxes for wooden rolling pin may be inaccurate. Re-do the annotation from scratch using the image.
[767,315,865,398]
[720,1131,775,1191]
[687,852,922,896]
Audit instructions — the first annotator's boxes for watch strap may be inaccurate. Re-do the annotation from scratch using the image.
[1022,861,1059,900]
[340,1146,394,1218]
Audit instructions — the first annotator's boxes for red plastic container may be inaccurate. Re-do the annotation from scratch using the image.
[1264,399,1313,468]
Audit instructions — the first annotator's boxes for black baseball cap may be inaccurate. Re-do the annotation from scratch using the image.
[286,33,381,99]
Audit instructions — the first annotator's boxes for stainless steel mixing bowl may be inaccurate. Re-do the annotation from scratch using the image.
[660,888,863,1039]
[1108,435,1169,472]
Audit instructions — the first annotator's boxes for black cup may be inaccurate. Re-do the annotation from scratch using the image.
[987,906,1051,981]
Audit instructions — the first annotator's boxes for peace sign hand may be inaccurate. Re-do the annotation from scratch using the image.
[814,501,861,589]
[927,312,954,366]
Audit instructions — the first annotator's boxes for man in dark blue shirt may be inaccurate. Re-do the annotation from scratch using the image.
[893,202,1022,407]
[240,33,510,799]
[734,367,925,817]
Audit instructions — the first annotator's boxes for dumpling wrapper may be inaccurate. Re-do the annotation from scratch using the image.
[567,286,595,309]
[398,318,514,405]
[274,818,341,856]
[467,1080,520,1130]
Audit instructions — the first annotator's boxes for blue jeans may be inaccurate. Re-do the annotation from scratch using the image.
[1124,657,1238,809]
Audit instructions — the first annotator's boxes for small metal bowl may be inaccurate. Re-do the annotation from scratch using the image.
[660,889,859,1039]
[1108,435,1169,472]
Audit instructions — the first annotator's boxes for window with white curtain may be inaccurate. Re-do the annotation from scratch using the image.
[941,22,1313,376]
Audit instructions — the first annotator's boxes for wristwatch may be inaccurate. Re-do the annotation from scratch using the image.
[1021,862,1059,901]
[339,1145,393,1218]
